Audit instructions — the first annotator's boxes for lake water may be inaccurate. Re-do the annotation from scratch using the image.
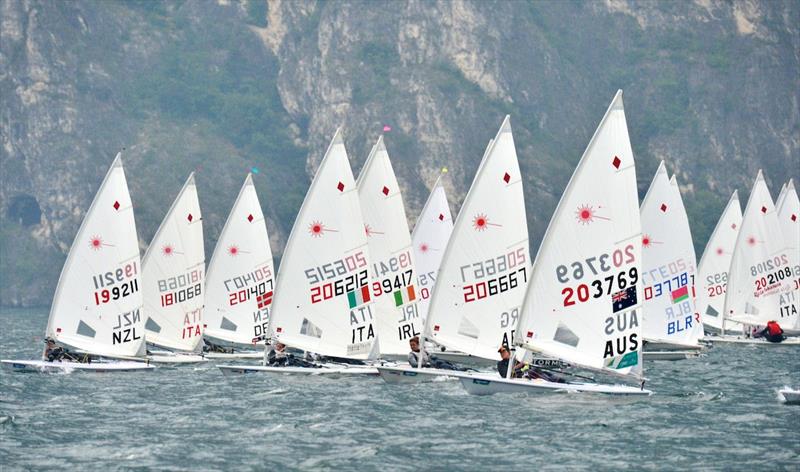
[0,307,798,470]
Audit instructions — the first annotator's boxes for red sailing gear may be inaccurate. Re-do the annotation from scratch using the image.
[767,321,782,336]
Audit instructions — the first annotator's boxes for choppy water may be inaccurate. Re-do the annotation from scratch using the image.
[1,308,798,471]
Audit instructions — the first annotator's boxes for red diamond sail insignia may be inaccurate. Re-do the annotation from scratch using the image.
[337,182,345,192]
[187,213,193,222]
[382,186,389,196]
[113,201,120,210]
[503,172,511,183]
[612,156,621,169]
[761,206,767,214]
[438,213,444,221]
[247,214,254,222]
[660,204,667,212]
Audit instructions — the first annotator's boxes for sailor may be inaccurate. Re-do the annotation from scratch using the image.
[408,337,431,368]
[497,345,566,383]
[267,342,289,366]
[43,338,65,362]
[758,320,785,343]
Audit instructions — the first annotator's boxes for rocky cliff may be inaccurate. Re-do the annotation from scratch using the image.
[1,0,798,306]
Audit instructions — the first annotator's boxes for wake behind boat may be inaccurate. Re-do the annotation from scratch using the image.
[1,154,153,373]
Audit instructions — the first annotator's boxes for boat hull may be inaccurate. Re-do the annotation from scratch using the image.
[204,351,264,360]
[701,336,800,345]
[778,387,800,405]
[217,364,379,377]
[458,373,652,396]
[147,353,208,364]
[0,359,154,373]
[376,365,476,383]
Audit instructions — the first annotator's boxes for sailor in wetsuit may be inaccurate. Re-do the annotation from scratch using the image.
[407,337,464,370]
[496,345,565,382]
[267,342,289,366]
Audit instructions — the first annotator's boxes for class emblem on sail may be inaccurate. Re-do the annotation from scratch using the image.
[411,176,454,326]
[696,191,742,333]
[516,90,644,379]
[44,153,147,358]
[356,136,420,355]
[639,164,701,347]
[204,174,275,346]
[425,117,530,360]
[142,173,206,352]
[268,130,376,359]
[724,171,798,330]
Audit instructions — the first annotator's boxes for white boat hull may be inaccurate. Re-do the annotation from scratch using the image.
[701,336,800,345]
[778,387,800,405]
[147,353,208,364]
[458,373,652,396]
[643,351,700,361]
[1,359,154,373]
[204,351,264,360]
[376,365,475,383]
[217,363,379,377]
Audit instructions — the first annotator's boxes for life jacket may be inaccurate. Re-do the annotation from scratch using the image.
[767,321,782,336]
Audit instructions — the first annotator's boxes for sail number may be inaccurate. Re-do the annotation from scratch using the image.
[229,279,273,306]
[161,283,201,307]
[643,271,692,300]
[305,251,367,284]
[94,279,139,305]
[556,244,635,283]
[562,268,638,307]
[372,251,412,277]
[310,269,369,304]
[223,263,272,291]
[373,270,413,296]
[754,266,792,292]
[460,247,527,282]
[464,267,527,303]
[158,268,203,292]
[750,254,789,276]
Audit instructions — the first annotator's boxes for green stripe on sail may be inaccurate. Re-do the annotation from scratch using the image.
[393,290,403,307]
[347,291,357,309]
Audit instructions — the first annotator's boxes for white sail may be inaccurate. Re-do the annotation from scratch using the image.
[411,176,454,326]
[269,130,375,358]
[724,171,798,329]
[670,174,704,343]
[638,164,700,347]
[204,174,275,346]
[142,174,205,352]
[776,179,799,330]
[45,153,146,358]
[425,117,529,360]
[696,191,743,333]
[516,90,643,379]
[775,183,787,212]
[356,137,419,356]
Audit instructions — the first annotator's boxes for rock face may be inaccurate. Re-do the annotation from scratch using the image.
[1,0,798,306]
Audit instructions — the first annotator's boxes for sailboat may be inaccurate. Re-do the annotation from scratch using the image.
[355,136,423,358]
[776,179,799,333]
[2,154,153,372]
[460,91,652,395]
[411,175,453,330]
[203,174,274,359]
[142,174,208,363]
[638,164,703,359]
[697,191,743,336]
[378,117,532,383]
[710,171,800,344]
[219,130,382,375]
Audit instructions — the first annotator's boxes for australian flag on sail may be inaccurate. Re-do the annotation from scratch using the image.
[611,286,637,313]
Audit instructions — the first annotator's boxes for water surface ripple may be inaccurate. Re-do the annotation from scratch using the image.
[1,308,798,470]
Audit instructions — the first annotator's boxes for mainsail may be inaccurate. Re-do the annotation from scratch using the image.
[269,130,375,358]
[142,174,205,352]
[204,174,275,346]
[639,163,700,347]
[776,179,799,331]
[356,136,419,356]
[425,117,530,360]
[516,90,643,379]
[411,176,454,325]
[45,153,146,358]
[724,171,798,329]
[696,191,743,333]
